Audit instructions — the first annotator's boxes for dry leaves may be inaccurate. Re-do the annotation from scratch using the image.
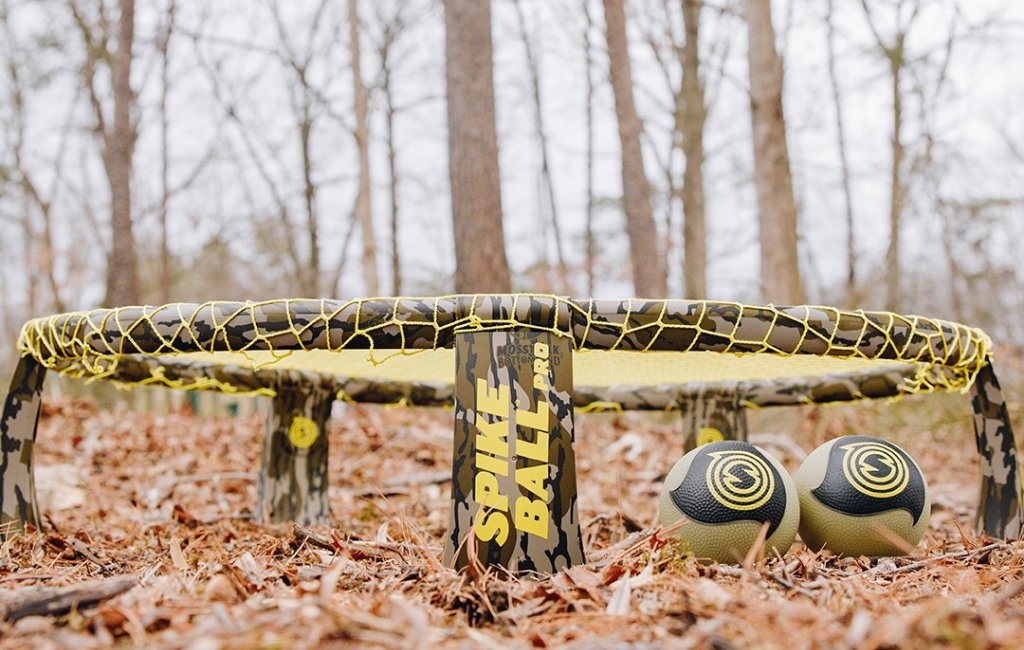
[0,392,1022,648]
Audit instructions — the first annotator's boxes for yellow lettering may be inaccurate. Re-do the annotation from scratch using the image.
[516,431,549,463]
[476,451,508,477]
[517,401,550,433]
[474,508,510,544]
[476,378,509,418]
[515,496,549,538]
[533,358,548,376]
[515,463,549,500]
[534,342,549,358]
[474,471,508,511]
[533,374,549,391]
[476,418,509,458]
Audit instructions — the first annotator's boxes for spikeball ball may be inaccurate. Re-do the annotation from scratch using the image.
[794,435,930,557]
[659,441,799,563]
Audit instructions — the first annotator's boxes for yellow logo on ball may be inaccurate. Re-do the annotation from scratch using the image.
[706,450,775,511]
[288,417,319,449]
[839,441,908,499]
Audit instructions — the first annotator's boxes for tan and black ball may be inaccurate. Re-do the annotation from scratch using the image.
[659,441,799,564]
[794,435,930,557]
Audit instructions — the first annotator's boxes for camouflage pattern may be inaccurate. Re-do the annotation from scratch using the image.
[6,295,1015,552]
[572,364,918,411]
[19,297,988,397]
[444,330,584,573]
[257,375,335,525]
[969,363,1023,539]
[737,364,917,408]
[0,357,46,534]
[681,384,748,453]
[54,352,918,413]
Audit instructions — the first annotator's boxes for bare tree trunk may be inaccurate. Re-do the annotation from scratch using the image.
[680,0,707,299]
[744,0,803,305]
[380,21,402,296]
[103,0,140,307]
[602,0,666,298]
[158,0,176,304]
[386,100,400,295]
[858,0,917,312]
[3,9,65,315]
[20,200,38,317]
[299,112,319,295]
[885,54,905,311]
[583,1,597,296]
[513,0,568,291]
[349,0,378,296]
[444,0,511,293]
[825,0,856,304]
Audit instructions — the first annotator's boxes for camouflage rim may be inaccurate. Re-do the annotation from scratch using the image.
[18,295,991,397]
[48,353,919,410]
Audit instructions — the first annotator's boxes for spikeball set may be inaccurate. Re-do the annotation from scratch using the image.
[1,295,1020,571]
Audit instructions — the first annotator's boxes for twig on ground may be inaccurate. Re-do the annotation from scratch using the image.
[292,524,338,552]
[0,574,56,584]
[851,542,1009,579]
[67,537,117,574]
[0,575,136,622]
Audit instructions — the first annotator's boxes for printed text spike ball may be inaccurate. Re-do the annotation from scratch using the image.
[794,435,931,557]
[659,441,799,564]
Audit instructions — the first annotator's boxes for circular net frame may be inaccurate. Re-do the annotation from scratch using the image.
[17,295,991,408]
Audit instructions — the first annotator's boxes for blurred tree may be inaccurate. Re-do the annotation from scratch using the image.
[1,0,67,315]
[825,0,857,305]
[444,0,511,293]
[634,0,710,299]
[582,0,597,296]
[859,0,921,312]
[602,0,666,298]
[744,0,803,305]
[680,0,707,299]
[157,0,176,303]
[349,0,378,296]
[514,0,569,293]
[374,2,406,296]
[69,0,140,307]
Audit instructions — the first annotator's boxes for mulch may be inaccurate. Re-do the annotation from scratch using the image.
[1,391,1023,649]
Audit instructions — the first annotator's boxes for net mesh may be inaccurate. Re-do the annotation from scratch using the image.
[18,295,991,401]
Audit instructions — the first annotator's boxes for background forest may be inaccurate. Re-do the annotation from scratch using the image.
[1,0,1023,378]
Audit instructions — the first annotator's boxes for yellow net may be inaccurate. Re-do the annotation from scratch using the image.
[182,348,911,387]
[17,295,992,402]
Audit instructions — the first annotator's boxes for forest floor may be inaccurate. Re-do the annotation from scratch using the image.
[2,357,1024,649]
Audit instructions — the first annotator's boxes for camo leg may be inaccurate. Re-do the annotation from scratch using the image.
[0,357,47,535]
[682,384,748,454]
[257,377,334,525]
[970,363,1023,539]
[444,329,584,573]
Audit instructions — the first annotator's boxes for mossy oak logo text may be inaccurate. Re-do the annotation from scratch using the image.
[840,441,908,499]
[706,450,775,511]
[288,416,319,449]
[473,341,553,544]
[812,436,926,524]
